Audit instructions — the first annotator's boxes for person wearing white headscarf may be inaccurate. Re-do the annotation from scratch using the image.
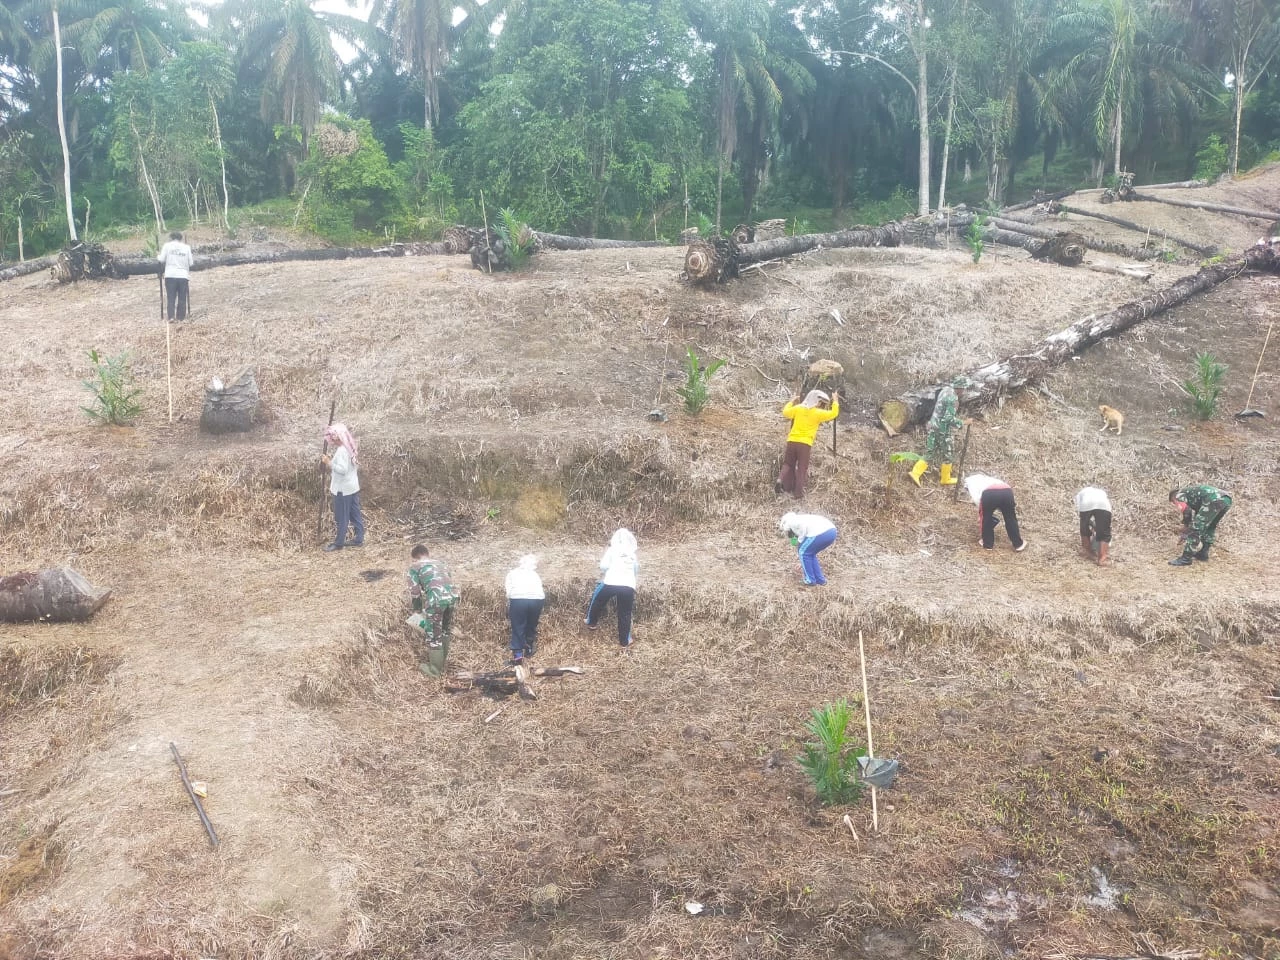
[585,528,638,647]
[779,512,838,586]
[777,388,839,498]
[506,554,545,663]
[963,473,1027,551]
[322,422,364,551]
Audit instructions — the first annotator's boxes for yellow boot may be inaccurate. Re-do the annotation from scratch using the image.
[909,459,929,486]
[940,463,957,485]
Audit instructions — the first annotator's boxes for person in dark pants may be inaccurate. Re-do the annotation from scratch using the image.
[777,390,839,498]
[157,231,193,321]
[1075,486,1113,566]
[321,423,365,551]
[505,555,545,664]
[585,528,638,649]
[964,473,1027,551]
[1169,483,1232,565]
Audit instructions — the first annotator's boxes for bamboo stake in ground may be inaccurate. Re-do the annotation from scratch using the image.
[951,423,971,502]
[858,630,878,832]
[317,399,336,537]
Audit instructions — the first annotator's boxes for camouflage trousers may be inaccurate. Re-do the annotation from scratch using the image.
[925,428,956,463]
[1181,497,1232,558]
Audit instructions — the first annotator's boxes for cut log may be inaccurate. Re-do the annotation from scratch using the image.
[0,567,112,623]
[112,243,414,278]
[1129,192,1280,223]
[532,232,666,250]
[442,224,472,254]
[1086,263,1152,281]
[1030,232,1088,266]
[51,242,122,282]
[1141,178,1209,189]
[0,254,60,283]
[1051,203,1217,257]
[201,369,259,434]
[877,242,1280,431]
[684,236,737,284]
[731,223,755,245]
[753,218,788,241]
[1000,189,1076,213]
[988,216,1171,261]
[679,227,700,243]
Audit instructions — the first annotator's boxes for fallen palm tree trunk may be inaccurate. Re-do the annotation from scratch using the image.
[1141,178,1209,189]
[878,242,1280,431]
[1000,189,1076,213]
[1086,262,1152,281]
[0,254,60,283]
[685,220,917,284]
[0,568,112,623]
[1052,203,1217,257]
[445,665,584,700]
[534,232,665,250]
[110,242,431,279]
[987,216,1172,262]
[1129,192,1280,223]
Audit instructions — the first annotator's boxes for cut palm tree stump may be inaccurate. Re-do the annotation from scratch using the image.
[0,567,112,623]
[878,242,1280,431]
[684,236,737,284]
[1030,232,1088,266]
[201,369,260,434]
[51,242,122,282]
[468,226,513,272]
[731,223,755,245]
[443,224,472,254]
[445,665,584,700]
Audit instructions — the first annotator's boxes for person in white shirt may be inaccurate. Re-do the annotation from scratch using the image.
[963,473,1027,551]
[321,423,365,551]
[506,555,545,663]
[1074,486,1112,566]
[156,231,194,321]
[585,528,638,648]
[779,512,838,586]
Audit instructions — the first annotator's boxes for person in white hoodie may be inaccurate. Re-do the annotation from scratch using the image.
[585,528,638,648]
[1075,486,1112,566]
[963,473,1027,551]
[506,555,545,663]
[779,512,838,586]
[157,230,193,321]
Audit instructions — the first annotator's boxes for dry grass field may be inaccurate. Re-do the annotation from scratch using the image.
[1,174,1279,959]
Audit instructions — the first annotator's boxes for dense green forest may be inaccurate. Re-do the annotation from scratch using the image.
[0,0,1277,259]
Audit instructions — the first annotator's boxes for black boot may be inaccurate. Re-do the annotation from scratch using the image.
[1169,555,1193,567]
[1193,546,1210,561]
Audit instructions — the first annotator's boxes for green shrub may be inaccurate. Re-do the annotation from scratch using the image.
[675,347,726,415]
[81,349,143,425]
[796,700,865,806]
[965,213,987,263]
[1183,351,1227,420]
[1194,134,1229,182]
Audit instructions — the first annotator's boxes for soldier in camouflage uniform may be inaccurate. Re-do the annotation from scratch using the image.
[911,382,964,486]
[407,544,461,673]
[1168,484,1232,566]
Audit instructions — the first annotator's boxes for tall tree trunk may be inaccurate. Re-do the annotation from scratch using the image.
[1232,79,1244,178]
[914,0,931,216]
[938,67,956,209]
[53,7,77,243]
[715,156,725,235]
[1112,98,1123,180]
[211,98,230,231]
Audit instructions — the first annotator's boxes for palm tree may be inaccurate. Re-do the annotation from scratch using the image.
[371,0,497,129]
[56,0,188,76]
[226,0,373,146]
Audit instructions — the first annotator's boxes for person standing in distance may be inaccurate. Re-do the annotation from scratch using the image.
[157,231,193,322]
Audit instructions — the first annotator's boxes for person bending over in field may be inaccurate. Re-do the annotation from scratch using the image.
[1168,484,1232,566]
[506,554,545,665]
[1075,486,1113,566]
[779,512,838,586]
[408,544,460,675]
[585,529,638,649]
[776,389,839,499]
[963,473,1027,552]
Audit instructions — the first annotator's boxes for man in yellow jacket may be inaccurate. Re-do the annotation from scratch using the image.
[776,389,839,498]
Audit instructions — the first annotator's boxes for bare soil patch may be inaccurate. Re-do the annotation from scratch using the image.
[2,169,1279,959]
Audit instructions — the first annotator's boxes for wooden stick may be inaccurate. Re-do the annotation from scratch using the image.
[169,742,219,848]
[1242,320,1274,410]
[317,399,337,537]
[858,630,878,832]
[952,423,971,503]
[164,312,173,423]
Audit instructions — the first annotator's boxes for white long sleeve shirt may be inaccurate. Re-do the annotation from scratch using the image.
[1074,487,1112,513]
[505,568,545,600]
[963,474,1009,505]
[781,513,836,540]
[599,544,638,588]
[329,446,360,495]
[157,240,194,279]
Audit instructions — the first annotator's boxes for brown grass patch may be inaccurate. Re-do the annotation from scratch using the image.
[0,647,119,720]
[0,826,63,908]
[511,484,566,529]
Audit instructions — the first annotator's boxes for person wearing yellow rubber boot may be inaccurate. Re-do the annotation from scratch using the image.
[911,383,963,486]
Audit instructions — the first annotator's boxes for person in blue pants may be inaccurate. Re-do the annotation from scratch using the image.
[779,512,838,586]
[585,528,638,648]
